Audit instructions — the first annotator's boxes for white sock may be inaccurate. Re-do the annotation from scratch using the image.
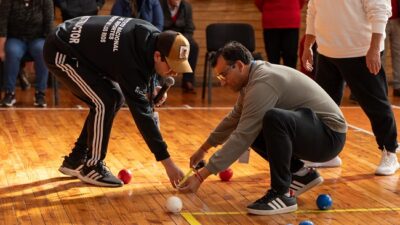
[293,167,308,176]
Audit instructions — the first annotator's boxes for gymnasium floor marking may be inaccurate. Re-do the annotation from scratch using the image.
[2,106,399,224]
[0,105,384,138]
[180,207,400,225]
[0,105,366,111]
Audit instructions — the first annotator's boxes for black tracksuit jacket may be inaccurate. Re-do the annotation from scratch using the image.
[50,16,169,161]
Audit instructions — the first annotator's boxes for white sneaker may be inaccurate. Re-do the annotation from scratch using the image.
[302,156,342,168]
[375,150,399,176]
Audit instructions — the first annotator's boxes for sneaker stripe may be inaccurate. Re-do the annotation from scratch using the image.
[94,174,103,180]
[89,172,100,179]
[87,170,97,178]
[291,180,305,187]
[55,52,105,167]
[271,200,280,209]
[268,202,278,210]
[290,184,303,191]
[76,165,84,171]
[276,198,287,208]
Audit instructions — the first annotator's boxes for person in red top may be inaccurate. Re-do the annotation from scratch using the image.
[386,0,400,96]
[254,0,305,69]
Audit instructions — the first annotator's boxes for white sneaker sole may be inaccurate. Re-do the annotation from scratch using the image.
[247,204,298,215]
[34,103,47,107]
[58,166,82,177]
[78,175,123,187]
[375,163,400,176]
[303,156,342,168]
[291,176,324,197]
[4,99,16,107]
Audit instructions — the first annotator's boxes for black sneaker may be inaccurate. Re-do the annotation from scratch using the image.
[290,168,324,197]
[79,161,123,187]
[247,189,297,215]
[59,155,86,178]
[34,91,47,107]
[2,92,16,107]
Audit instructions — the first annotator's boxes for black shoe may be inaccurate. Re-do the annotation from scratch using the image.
[79,161,123,187]
[1,92,16,107]
[290,168,323,197]
[247,189,297,215]
[34,91,47,107]
[59,155,86,177]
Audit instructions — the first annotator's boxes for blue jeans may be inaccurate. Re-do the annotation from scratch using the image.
[3,38,48,92]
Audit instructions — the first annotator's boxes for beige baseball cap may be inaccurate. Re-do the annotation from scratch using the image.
[157,30,192,73]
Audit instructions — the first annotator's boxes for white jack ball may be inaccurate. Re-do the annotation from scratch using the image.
[166,196,183,213]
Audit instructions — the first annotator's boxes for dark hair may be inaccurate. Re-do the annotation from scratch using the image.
[211,41,253,68]
[156,30,178,62]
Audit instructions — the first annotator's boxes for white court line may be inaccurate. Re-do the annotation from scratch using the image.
[392,105,400,109]
[347,124,374,136]
[0,106,234,111]
[1,105,398,138]
[0,105,368,111]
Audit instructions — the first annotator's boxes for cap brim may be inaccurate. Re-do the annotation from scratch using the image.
[166,57,193,73]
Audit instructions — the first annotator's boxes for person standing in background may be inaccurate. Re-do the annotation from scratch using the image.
[160,0,198,93]
[254,0,305,69]
[302,0,399,175]
[111,0,164,31]
[386,0,400,96]
[55,0,104,21]
[0,0,54,107]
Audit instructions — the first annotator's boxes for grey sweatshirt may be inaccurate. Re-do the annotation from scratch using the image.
[205,61,347,174]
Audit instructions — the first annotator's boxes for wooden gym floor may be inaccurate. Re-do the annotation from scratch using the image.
[0,85,400,225]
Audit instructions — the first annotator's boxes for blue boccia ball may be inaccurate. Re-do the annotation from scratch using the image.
[316,194,333,210]
[299,220,314,225]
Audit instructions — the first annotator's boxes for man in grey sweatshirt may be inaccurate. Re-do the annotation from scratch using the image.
[178,42,347,215]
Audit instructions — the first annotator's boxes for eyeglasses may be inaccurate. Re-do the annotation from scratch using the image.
[216,64,235,81]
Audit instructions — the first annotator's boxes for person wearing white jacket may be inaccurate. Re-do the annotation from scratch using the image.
[302,0,399,175]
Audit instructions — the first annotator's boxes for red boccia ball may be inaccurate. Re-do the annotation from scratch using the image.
[118,169,132,184]
[219,168,233,181]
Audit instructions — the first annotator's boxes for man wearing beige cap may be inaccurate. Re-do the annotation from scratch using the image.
[43,16,191,187]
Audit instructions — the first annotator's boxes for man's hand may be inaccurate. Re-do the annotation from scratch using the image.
[301,34,316,72]
[302,47,314,72]
[190,148,206,168]
[178,167,211,193]
[366,33,383,75]
[366,47,381,75]
[161,158,184,188]
[177,175,201,193]
[153,85,167,107]
[190,142,212,168]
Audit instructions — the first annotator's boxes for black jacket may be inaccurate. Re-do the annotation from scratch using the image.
[55,0,105,21]
[54,16,169,161]
[0,0,54,40]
